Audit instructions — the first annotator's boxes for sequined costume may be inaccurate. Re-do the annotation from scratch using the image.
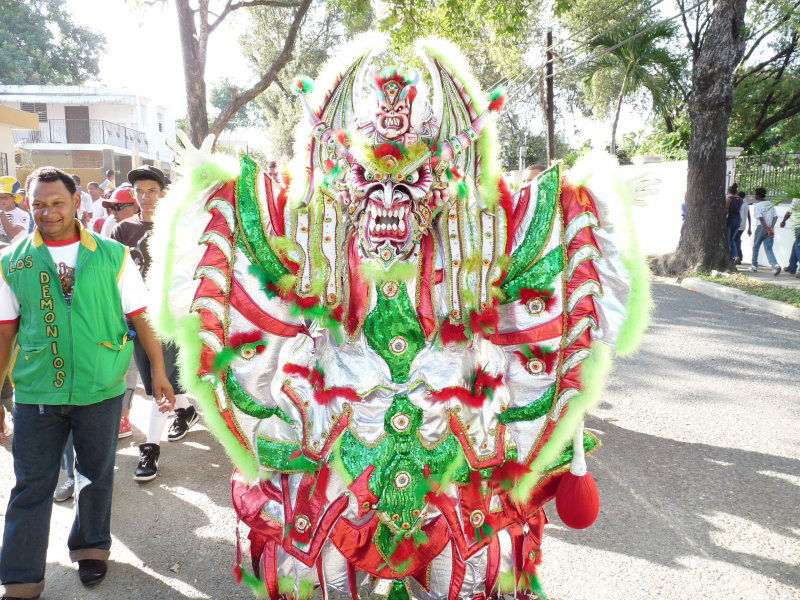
[148,34,650,600]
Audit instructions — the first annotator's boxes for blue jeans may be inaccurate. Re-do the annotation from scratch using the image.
[752,225,778,268]
[0,396,122,598]
[727,222,741,259]
[787,226,800,274]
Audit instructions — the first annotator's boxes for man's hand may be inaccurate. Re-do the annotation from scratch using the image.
[151,372,175,413]
[747,229,752,236]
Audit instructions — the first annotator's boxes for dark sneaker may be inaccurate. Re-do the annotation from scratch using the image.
[78,559,107,587]
[134,443,160,482]
[167,406,199,441]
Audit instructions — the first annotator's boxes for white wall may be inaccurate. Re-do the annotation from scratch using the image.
[0,124,16,178]
[620,160,796,266]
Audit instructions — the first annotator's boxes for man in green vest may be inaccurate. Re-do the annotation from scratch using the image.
[0,166,175,600]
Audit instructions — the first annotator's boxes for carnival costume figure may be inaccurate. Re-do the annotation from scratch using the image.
[147,34,650,600]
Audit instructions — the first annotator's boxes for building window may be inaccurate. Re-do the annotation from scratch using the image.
[157,112,164,133]
[20,102,47,122]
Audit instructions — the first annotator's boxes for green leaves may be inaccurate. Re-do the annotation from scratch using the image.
[0,0,105,84]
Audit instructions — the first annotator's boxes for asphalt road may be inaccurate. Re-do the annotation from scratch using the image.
[1,282,798,599]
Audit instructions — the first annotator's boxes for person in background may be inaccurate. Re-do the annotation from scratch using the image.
[0,166,175,599]
[732,190,750,265]
[101,186,138,239]
[99,170,115,193]
[86,182,105,228]
[71,175,93,227]
[750,187,781,275]
[111,165,199,482]
[726,185,744,263]
[0,177,31,248]
[779,196,800,278]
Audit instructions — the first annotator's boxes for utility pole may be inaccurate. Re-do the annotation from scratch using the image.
[545,30,555,165]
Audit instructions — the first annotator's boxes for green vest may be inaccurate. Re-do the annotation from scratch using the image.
[1,223,134,405]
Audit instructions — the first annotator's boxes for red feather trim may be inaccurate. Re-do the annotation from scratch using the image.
[488,94,505,112]
[430,386,481,407]
[518,287,556,312]
[440,318,468,345]
[333,128,349,146]
[228,330,264,348]
[473,371,503,397]
[315,386,361,405]
[324,159,335,173]
[373,143,406,160]
[469,302,499,336]
[490,460,530,489]
[283,363,359,405]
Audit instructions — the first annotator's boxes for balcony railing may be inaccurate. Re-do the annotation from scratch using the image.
[13,119,149,153]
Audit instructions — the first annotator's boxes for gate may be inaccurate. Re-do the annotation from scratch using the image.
[733,152,800,199]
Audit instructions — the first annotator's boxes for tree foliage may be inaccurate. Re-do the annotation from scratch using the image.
[582,20,682,154]
[0,0,105,85]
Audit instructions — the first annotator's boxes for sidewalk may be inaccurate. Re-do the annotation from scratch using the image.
[735,263,800,289]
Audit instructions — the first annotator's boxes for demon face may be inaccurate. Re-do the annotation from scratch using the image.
[349,156,435,262]
[375,95,411,141]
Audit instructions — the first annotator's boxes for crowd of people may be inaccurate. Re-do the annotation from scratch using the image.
[724,183,800,277]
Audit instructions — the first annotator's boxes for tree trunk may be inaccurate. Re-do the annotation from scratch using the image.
[610,67,631,156]
[176,0,209,147]
[654,0,747,276]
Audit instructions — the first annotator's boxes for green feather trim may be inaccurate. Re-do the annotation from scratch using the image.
[237,564,269,598]
[211,347,237,372]
[611,176,652,356]
[359,259,417,283]
[292,76,314,95]
[489,85,506,101]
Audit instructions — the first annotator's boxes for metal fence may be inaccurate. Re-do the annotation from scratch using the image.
[734,151,800,199]
[0,152,7,177]
[13,119,149,153]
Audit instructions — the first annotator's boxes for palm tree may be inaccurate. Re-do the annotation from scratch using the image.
[583,21,683,155]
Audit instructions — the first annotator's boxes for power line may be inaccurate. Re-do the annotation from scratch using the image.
[497,0,670,103]
[487,0,649,92]
[502,0,709,112]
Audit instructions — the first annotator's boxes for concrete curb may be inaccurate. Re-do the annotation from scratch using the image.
[680,277,800,321]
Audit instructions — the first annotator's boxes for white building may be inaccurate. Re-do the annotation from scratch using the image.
[0,85,176,186]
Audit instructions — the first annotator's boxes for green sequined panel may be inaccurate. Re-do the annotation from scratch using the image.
[256,438,316,472]
[337,395,461,532]
[505,163,560,282]
[236,154,288,282]
[498,383,556,424]
[363,282,426,383]
[501,246,563,302]
[225,368,293,422]
[542,430,599,473]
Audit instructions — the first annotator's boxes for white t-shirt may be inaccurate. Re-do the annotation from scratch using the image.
[76,191,93,221]
[789,198,800,229]
[100,214,117,238]
[89,198,106,225]
[753,200,776,226]
[1,207,31,244]
[0,238,147,323]
[738,200,749,231]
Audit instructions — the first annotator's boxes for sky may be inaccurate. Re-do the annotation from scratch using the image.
[66,0,647,152]
[67,0,251,114]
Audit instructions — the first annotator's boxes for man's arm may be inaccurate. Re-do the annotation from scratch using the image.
[0,212,22,239]
[781,211,790,227]
[747,209,751,234]
[128,312,175,412]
